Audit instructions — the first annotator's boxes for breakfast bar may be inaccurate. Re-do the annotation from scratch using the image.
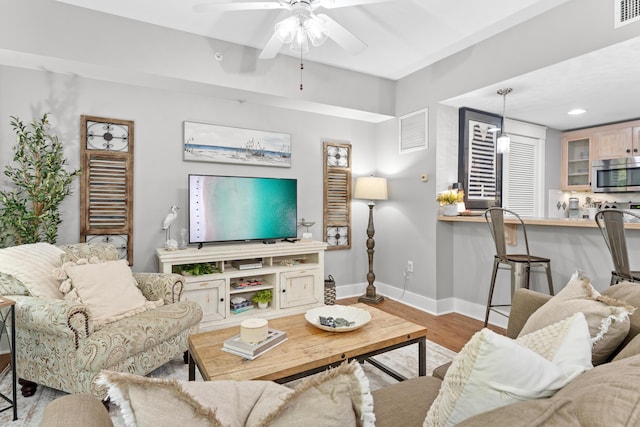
[439,215,640,245]
[437,212,640,323]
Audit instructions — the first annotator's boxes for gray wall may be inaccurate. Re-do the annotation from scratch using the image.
[372,0,640,319]
[2,0,640,321]
[0,65,377,280]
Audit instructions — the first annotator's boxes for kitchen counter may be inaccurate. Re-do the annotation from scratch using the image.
[438,215,640,229]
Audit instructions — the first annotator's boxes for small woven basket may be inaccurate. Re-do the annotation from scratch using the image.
[324,275,336,305]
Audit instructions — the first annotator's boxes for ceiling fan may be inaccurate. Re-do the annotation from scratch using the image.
[193,0,389,59]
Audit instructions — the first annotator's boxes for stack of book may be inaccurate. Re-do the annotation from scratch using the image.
[222,328,288,360]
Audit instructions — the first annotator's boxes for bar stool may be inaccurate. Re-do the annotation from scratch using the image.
[595,208,640,285]
[484,207,554,326]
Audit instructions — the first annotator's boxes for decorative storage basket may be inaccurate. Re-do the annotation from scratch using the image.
[324,275,336,305]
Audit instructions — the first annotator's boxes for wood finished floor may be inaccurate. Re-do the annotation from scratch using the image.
[0,298,504,373]
[337,296,505,353]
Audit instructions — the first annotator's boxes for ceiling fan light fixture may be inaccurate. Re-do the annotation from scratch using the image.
[305,15,329,46]
[275,15,299,43]
[289,28,310,53]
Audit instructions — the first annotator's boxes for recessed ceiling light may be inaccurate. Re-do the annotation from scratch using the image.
[568,108,587,115]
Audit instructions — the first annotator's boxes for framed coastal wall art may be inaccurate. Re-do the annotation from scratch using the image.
[457,108,503,210]
[183,121,292,168]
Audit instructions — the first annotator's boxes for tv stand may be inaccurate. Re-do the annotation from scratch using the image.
[156,240,328,331]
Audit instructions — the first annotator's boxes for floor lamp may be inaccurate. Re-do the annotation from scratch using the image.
[354,176,388,304]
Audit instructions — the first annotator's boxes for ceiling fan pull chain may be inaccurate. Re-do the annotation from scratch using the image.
[300,47,304,91]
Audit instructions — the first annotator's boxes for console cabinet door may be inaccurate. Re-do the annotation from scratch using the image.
[280,270,319,308]
[183,278,226,322]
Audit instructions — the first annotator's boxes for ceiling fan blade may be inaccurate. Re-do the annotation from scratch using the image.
[259,32,284,59]
[319,14,367,55]
[193,2,288,13]
[317,0,390,9]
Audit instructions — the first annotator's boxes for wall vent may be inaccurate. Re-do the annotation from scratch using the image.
[615,0,640,28]
[399,108,428,153]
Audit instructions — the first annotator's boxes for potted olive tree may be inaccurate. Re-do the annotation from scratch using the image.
[0,114,80,247]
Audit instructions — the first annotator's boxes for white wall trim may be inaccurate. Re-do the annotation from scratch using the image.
[336,282,509,329]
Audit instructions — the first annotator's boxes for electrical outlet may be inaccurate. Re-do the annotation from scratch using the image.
[407,260,414,273]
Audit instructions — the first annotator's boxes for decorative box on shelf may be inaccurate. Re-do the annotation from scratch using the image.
[231,299,252,311]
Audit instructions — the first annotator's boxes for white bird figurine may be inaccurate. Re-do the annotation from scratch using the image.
[162,205,179,241]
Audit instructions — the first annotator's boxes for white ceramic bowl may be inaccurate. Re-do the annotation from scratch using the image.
[305,305,372,332]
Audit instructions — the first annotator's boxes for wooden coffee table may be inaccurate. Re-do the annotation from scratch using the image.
[188,303,428,383]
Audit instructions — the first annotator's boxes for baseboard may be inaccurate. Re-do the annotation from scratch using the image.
[335,281,509,329]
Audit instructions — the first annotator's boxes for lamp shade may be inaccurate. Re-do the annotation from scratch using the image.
[354,176,388,201]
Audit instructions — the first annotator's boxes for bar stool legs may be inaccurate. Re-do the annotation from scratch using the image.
[483,259,554,327]
[483,258,501,327]
[545,263,554,296]
[483,207,554,328]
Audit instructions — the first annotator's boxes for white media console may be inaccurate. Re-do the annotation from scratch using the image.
[156,240,327,331]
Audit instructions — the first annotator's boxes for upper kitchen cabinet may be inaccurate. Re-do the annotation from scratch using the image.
[562,130,592,191]
[592,120,640,160]
[562,119,640,191]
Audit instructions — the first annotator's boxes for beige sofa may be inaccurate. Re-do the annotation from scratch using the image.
[373,285,640,426]
[40,284,640,426]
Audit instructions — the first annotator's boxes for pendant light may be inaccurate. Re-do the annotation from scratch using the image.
[496,88,512,154]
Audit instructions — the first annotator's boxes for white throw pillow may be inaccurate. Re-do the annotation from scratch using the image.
[0,242,64,299]
[63,259,161,327]
[424,312,592,427]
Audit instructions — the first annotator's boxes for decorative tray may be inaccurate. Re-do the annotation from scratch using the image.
[305,305,371,332]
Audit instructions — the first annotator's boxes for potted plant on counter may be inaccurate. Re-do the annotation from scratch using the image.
[437,189,464,216]
[252,289,273,309]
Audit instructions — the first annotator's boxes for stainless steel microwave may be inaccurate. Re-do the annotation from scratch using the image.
[592,157,640,192]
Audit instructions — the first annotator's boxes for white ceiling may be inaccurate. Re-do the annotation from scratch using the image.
[54,0,640,130]
[442,36,640,131]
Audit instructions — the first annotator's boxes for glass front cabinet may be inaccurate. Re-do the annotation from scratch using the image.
[562,132,592,191]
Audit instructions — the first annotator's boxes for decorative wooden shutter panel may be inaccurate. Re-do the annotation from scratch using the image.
[323,141,351,250]
[80,116,134,264]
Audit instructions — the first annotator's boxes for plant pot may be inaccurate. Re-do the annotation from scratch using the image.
[257,302,268,309]
[442,204,459,216]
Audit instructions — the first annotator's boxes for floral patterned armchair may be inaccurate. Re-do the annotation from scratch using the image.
[0,243,202,400]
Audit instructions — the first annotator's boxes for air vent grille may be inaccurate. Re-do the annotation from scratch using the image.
[615,0,640,27]
[399,108,428,153]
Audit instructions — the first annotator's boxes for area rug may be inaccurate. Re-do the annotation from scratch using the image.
[0,340,456,426]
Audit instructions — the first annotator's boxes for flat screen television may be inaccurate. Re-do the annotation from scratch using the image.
[188,174,297,245]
